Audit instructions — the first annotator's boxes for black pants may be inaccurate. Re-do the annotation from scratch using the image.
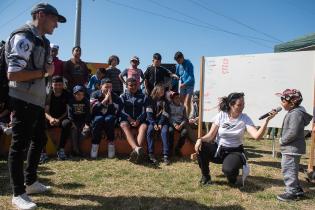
[8,98,46,196]
[169,125,188,152]
[58,119,75,149]
[197,142,245,183]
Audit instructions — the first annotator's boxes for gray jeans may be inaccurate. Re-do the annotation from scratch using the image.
[281,154,301,194]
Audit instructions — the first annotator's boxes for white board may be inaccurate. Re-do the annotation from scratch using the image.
[202,51,315,129]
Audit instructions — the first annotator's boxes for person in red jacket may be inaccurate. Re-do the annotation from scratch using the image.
[50,43,63,76]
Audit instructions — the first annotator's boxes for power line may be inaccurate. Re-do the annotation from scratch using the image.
[0,0,17,16]
[190,0,283,43]
[0,0,41,29]
[105,0,272,49]
[148,0,275,43]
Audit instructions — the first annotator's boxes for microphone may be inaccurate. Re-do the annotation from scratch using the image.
[259,107,282,120]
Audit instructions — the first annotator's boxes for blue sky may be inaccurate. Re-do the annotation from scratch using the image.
[0,0,314,90]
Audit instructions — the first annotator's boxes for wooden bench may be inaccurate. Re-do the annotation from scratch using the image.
[0,127,197,157]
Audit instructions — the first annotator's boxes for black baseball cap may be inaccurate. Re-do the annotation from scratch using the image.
[31,3,66,23]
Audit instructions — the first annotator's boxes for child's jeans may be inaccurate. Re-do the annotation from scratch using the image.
[281,154,302,194]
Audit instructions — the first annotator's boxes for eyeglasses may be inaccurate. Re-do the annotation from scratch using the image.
[281,96,290,101]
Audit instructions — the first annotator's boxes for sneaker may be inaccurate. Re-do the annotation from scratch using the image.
[199,175,212,185]
[4,126,12,135]
[12,193,37,210]
[265,134,270,139]
[163,155,170,165]
[129,149,138,163]
[39,153,48,164]
[136,147,145,163]
[242,163,250,186]
[108,143,115,158]
[26,181,51,195]
[90,144,99,159]
[57,149,67,160]
[277,193,298,202]
[294,187,305,197]
[148,153,158,165]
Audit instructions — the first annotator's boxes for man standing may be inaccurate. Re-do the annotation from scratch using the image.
[5,3,66,209]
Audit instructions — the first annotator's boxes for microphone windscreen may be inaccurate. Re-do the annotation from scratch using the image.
[275,107,282,112]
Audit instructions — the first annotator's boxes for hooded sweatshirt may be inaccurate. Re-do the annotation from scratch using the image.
[280,106,313,155]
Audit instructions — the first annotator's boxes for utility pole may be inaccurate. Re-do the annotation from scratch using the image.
[74,0,82,47]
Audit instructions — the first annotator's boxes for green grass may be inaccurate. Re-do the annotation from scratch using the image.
[1,138,315,210]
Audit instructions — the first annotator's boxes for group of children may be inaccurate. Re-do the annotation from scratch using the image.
[1,42,314,202]
[22,48,198,166]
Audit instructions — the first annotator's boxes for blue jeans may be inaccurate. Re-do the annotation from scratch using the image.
[146,124,169,156]
[92,115,116,144]
[281,154,301,194]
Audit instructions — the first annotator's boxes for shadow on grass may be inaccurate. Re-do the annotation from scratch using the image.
[246,148,272,156]
[250,160,308,172]
[37,193,245,210]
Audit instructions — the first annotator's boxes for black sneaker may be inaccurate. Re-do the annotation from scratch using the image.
[163,155,170,165]
[136,147,145,164]
[174,147,182,157]
[294,187,305,197]
[39,153,48,164]
[129,149,138,163]
[199,175,212,185]
[277,193,298,202]
[148,154,158,165]
[227,175,237,185]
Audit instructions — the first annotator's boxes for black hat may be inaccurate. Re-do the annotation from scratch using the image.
[101,78,112,85]
[73,85,84,94]
[51,75,63,83]
[31,3,66,23]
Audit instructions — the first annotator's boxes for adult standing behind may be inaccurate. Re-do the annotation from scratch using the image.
[174,51,194,117]
[195,92,276,186]
[119,56,144,90]
[5,3,66,209]
[50,43,63,76]
[144,53,179,95]
[120,78,148,163]
[63,46,89,92]
[105,55,123,96]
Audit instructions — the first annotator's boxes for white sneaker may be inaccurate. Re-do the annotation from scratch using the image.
[108,143,115,158]
[12,193,37,210]
[26,181,51,195]
[242,163,250,186]
[90,144,99,159]
[4,126,12,135]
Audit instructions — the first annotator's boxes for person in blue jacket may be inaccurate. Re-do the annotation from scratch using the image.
[174,51,195,117]
[120,78,148,163]
[90,78,122,159]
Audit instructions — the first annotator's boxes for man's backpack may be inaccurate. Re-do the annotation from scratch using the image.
[0,40,8,101]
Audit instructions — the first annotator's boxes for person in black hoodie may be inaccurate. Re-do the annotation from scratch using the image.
[90,78,122,158]
[59,85,90,157]
[120,78,148,163]
[146,84,171,165]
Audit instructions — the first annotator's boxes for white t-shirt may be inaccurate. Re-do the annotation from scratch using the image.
[213,111,255,147]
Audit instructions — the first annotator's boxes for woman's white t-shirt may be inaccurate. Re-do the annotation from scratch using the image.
[213,111,255,147]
